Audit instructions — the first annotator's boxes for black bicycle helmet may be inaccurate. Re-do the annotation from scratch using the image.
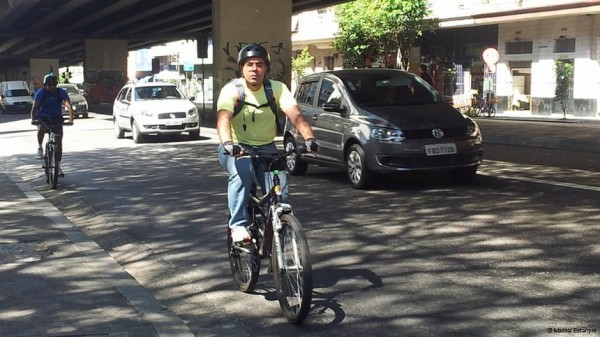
[237,43,270,70]
[43,74,58,86]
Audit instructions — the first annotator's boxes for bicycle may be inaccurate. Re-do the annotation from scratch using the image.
[467,97,496,118]
[226,146,313,324]
[479,97,496,118]
[33,119,67,189]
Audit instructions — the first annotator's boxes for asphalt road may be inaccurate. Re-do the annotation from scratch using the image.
[1,112,599,337]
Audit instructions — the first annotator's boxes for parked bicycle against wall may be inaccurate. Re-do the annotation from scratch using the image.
[227,146,313,324]
[466,96,496,118]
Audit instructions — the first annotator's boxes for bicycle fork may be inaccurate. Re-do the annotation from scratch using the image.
[270,203,294,273]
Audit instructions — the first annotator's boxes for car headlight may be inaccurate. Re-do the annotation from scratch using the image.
[188,107,198,115]
[141,110,153,117]
[370,127,405,142]
[465,117,480,137]
[464,117,482,144]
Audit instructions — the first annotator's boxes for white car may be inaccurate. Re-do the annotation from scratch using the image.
[113,82,200,143]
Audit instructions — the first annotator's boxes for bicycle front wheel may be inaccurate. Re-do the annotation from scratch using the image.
[271,214,313,324]
[227,227,260,293]
[48,143,58,189]
[43,147,50,184]
[485,106,496,117]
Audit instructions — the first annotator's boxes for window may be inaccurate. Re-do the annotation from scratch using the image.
[317,79,343,107]
[554,38,575,53]
[296,81,319,105]
[324,56,334,71]
[430,46,445,60]
[506,41,533,54]
[462,43,486,57]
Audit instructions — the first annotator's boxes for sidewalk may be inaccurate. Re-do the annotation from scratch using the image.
[0,168,195,337]
[475,112,600,154]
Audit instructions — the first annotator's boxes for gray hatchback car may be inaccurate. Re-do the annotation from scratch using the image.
[284,69,483,189]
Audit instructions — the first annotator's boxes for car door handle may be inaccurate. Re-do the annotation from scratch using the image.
[312,115,318,121]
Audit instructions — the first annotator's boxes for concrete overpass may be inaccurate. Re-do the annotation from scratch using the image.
[0,0,349,67]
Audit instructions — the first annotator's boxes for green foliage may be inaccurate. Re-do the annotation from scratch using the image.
[333,0,431,69]
[554,60,574,118]
[292,48,314,84]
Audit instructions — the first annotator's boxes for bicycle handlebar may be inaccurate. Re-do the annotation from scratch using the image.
[32,119,73,127]
[223,144,307,157]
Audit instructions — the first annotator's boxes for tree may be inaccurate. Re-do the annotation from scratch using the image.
[333,0,431,69]
[554,60,574,119]
[292,48,314,85]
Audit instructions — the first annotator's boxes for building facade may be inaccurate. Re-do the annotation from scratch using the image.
[292,0,600,119]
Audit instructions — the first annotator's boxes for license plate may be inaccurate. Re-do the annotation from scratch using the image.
[165,120,182,126]
[425,143,457,156]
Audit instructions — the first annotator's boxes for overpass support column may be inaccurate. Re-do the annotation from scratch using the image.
[212,0,293,98]
[83,39,128,105]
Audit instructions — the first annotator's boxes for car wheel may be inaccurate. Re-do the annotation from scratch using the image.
[449,166,477,183]
[114,118,125,139]
[189,129,200,140]
[132,121,144,143]
[284,137,308,175]
[346,144,373,189]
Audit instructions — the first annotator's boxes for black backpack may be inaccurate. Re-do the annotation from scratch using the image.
[231,78,283,135]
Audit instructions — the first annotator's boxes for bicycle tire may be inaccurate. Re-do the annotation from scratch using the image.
[48,143,59,189]
[271,213,313,324]
[227,227,260,293]
[43,146,50,184]
[486,106,496,117]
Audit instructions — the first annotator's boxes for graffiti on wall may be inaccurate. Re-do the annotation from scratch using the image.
[221,41,288,84]
[84,69,126,104]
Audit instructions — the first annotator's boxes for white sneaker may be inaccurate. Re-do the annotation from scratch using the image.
[36,148,43,159]
[231,226,251,243]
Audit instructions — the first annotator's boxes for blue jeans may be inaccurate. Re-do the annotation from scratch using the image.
[218,143,289,229]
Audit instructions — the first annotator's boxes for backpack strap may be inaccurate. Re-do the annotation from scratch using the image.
[40,88,61,106]
[262,79,282,134]
[231,78,245,118]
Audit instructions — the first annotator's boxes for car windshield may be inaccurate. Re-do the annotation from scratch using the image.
[6,89,29,97]
[341,72,440,107]
[61,86,80,95]
[134,86,182,100]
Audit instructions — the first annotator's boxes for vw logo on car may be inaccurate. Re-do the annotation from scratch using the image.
[432,128,444,139]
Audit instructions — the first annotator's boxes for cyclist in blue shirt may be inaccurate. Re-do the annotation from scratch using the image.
[31,74,74,177]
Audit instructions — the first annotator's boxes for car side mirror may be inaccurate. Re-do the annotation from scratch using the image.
[189,96,195,101]
[322,102,345,113]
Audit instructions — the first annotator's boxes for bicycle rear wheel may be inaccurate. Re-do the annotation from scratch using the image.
[228,227,260,293]
[271,213,313,324]
[485,106,496,117]
[48,143,58,189]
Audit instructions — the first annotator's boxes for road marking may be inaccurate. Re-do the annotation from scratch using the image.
[479,162,600,192]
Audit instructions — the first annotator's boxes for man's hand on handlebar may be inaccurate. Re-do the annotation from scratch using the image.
[305,138,319,152]
[223,141,244,156]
